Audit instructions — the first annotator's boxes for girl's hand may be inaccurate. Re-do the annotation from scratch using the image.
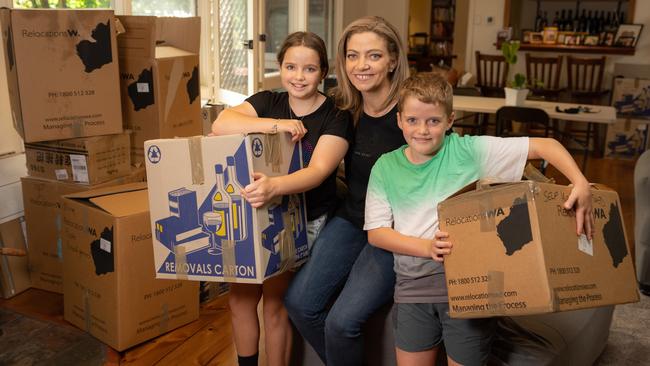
[431,230,452,262]
[564,181,594,240]
[277,119,307,142]
[242,172,278,208]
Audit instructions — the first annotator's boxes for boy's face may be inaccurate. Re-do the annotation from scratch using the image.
[397,96,454,164]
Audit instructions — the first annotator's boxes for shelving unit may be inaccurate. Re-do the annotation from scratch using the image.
[408,0,458,71]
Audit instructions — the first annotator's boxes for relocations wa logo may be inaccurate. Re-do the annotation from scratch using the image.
[22,29,80,38]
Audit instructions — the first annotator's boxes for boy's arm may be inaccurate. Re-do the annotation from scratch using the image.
[528,137,593,239]
[368,228,452,261]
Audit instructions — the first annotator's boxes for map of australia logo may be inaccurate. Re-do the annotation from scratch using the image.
[76,19,113,73]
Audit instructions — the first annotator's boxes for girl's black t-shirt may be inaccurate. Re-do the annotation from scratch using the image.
[246,91,353,220]
[337,105,406,229]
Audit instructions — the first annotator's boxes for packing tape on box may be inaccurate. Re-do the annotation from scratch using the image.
[159,303,170,334]
[277,211,296,273]
[478,193,496,233]
[222,239,237,282]
[173,245,189,281]
[83,288,92,332]
[486,270,505,315]
[264,134,283,173]
[188,136,205,185]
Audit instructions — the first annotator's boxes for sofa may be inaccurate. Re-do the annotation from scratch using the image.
[291,303,614,366]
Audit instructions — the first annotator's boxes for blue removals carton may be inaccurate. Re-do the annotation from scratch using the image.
[144,133,308,283]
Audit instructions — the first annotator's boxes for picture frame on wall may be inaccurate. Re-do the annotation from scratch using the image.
[614,24,643,47]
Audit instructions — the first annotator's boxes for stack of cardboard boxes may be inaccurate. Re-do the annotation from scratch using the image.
[0,8,203,351]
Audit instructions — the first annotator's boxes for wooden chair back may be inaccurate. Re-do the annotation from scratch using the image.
[566,55,606,94]
[525,53,563,93]
[475,51,509,97]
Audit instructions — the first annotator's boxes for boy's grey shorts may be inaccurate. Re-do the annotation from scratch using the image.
[392,302,496,365]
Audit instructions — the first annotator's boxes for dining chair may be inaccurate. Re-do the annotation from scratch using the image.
[565,55,610,156]
[452,86,486,135]
[525,53,564,101]
[475,51,509,98]
[496,106,550,173]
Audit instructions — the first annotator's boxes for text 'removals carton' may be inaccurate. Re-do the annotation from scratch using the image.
[145,133,308,284]
[117,16,202,166]
[62,183,199,351]
[0,9,123,143]
[438,181,639,319]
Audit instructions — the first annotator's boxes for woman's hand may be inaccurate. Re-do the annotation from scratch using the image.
[242,172,279,208]
[564,181,594,240]
[277,119,307,142]
[431,230,452,262]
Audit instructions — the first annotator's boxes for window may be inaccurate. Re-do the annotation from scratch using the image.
[131,0,196,17]
[13,0,110,8]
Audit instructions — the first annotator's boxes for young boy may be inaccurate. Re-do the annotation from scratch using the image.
[364,74,594,366]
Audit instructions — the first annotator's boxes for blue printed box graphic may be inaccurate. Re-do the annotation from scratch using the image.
[146,134,308,283]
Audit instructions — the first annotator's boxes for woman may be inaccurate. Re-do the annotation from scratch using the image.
[285,16,409,366]
[212,32,351,366]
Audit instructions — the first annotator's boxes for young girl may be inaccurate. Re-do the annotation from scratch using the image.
[212,32,351,366]
[285,16,409,366]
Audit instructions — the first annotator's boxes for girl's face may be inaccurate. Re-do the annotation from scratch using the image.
[280,45,323,100]
[344,31,396,94]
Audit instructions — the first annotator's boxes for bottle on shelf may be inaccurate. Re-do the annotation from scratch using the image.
[534,9,543,32]
[552,11,559,27]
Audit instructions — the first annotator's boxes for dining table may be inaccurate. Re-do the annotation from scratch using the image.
[452,95,618,171]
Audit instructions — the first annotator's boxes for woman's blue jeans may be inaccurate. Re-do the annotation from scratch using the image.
[285,216,396,365]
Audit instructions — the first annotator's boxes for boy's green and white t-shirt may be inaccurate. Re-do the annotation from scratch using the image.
[364,133,529,303]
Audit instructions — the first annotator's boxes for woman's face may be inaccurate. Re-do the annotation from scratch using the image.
[344,31,396,94]
[280,45,323,100]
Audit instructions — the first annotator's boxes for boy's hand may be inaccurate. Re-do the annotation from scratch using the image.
[242,172,278,208]
[564,181,594,240]
[431,230,452,262]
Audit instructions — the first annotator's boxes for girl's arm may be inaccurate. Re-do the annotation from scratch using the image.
[242,135,349,207]
[528,137,593,239]
[211,102,307,141]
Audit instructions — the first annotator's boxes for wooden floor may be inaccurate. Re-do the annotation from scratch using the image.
[0,153,640,366]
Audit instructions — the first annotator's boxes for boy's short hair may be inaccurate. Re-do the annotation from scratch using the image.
[398,73,453,116]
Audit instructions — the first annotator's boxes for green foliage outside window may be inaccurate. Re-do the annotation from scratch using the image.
[14,0,110,8]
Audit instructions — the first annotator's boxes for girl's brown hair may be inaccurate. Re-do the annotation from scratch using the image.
[277,31,329,78]
[331,16,409,122]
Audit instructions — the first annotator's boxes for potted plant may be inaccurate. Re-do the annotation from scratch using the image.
[501,40,529,106]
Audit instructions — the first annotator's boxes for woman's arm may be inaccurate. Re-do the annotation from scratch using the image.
[528,137,593,239]
[211,102,307,141]
[242,135,349,207]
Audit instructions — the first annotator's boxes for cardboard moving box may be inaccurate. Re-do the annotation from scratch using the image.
[22,169,146,293]
[0,9,123,143]
[117,16,202,165]
[145,133,308,284]
[0,217,30,299]
[62,182,199,351]
[438,181,639,318]
[25,132,131,185]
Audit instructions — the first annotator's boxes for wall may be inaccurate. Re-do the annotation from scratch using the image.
[409,0,431,36]
[342,0,409,50]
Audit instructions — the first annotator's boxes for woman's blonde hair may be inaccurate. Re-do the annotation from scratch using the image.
[331,16,409,122]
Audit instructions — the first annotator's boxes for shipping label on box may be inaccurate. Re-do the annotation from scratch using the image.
[145,133,308,284]
[0,9,123,143]
[62,183,198,351]
[21,169,146,293]
[117,16,202,165]
[438,181,638,318]
[25,132,131,184]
